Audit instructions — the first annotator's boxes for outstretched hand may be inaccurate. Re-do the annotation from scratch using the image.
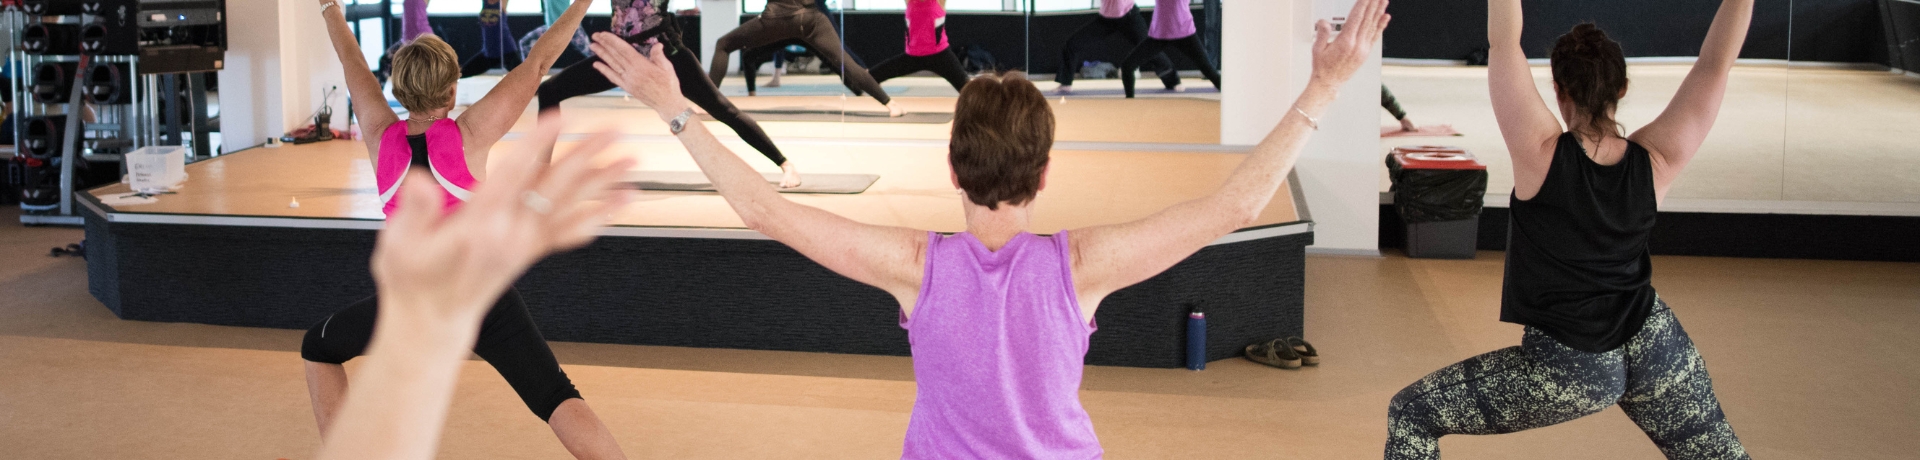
[1310,0,1392,88]
[587,33,687,118]
[372,113,635,326]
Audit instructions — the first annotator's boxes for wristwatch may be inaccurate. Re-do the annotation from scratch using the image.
[667,108,694,135]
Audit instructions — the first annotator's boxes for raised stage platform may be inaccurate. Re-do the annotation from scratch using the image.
[79,136,1311,368]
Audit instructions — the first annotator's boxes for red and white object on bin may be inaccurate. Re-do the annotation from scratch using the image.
[1391,146,1486,171]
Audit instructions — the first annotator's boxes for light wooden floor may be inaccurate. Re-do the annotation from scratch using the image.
[2,207,1915,458]
[87,135,1295,233]
[1380,64,1920,204]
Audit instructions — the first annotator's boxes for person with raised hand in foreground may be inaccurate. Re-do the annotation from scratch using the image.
[1383,0,1754,458]
[583,0,1387,455]
[315,119,636,460]
[305,2,628,458]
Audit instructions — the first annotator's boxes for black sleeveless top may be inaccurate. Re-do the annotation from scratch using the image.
[407,133,431,171]
[1500,132,1658,353]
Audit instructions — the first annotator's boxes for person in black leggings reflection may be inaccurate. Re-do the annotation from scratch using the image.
[708,0,904,117]
[536,0,805,188]
[461,0,524,78]
[868,0,969,91]
[1119,0,1220,98]
[1384,0,1755,458]
[1054,0,1175,95]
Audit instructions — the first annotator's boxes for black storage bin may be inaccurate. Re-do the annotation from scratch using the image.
[1387,147,1488,259]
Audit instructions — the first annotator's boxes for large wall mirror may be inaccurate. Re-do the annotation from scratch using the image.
[353,0,1229,146]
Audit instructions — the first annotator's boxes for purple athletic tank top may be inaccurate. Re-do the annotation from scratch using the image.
[900,231,1102,459]
[1098,0,1131,19]
[401,0,430,41]
[376,119,476,216]
[904,0,949,57]
[1148,0,1196,40]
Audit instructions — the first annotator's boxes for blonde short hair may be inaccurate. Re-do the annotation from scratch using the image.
[390,35,459,112]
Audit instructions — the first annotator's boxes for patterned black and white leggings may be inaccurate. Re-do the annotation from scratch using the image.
[1385,299,1749,459]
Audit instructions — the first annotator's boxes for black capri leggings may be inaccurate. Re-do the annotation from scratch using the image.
[1119,33,1221,98]
[538,42,788,167]
[868,51,970,92]
[1386,298,1748,459]
[301,287,582,422]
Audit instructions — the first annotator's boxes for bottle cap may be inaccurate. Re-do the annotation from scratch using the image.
[1189,311,1205,319]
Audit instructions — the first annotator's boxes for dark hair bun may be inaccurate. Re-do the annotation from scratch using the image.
[1551,23,1629,137]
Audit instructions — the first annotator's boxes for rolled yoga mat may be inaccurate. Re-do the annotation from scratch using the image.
[624,171,879,194]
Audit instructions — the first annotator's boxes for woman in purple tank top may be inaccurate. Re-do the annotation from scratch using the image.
[590,0,1383,454]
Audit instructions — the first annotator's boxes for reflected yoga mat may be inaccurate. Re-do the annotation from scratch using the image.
[1381,125,1462,137]
[624,171,879,194]
[700,107,954,124]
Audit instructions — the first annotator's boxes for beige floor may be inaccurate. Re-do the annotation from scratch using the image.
[2,206,1916,458]
[1381,64,1920,204]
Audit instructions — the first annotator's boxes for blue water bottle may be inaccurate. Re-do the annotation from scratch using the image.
[1186,305,1207,371]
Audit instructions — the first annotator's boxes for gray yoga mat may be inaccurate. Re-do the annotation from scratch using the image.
[625,171,879,194]
[700,107,954,124]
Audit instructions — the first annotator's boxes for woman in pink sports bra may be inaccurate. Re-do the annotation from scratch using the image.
[311,1,630,459]
[868,0,971,92]
[588,0,1387,454]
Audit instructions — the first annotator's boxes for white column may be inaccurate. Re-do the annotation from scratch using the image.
[1221,0,1381,255]
[219,0,347,152]
[700,0,741,73]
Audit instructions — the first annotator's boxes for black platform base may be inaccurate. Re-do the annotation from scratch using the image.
[83,203,1312,368]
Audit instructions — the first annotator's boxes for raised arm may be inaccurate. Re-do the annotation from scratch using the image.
[319,0,400,165]
[459,0,596,164]
[588,35,929,308]
[1065,0,1389,314]
[316,119,633,460]
[1630,0,1752,201]
[1488,0,1563,200]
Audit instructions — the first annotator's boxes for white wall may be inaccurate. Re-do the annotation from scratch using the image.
[1221,0,1381,255]
[218,0,348,153]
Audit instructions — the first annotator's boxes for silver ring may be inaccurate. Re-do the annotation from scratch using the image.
[521,191,554,215]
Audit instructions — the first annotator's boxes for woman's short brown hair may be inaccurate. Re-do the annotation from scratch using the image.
[390,35,460,113]
[950,72,1053,210]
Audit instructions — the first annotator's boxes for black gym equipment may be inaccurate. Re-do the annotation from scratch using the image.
[23,116,69,160]
[84,62,133,105]
[81,19,141,56]
[22,24,82,55]
[24,0,86,16]
[32,62,80,105]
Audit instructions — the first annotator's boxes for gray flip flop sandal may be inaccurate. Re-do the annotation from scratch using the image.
[1285,337,1319,366]
[1243,339,1302,369]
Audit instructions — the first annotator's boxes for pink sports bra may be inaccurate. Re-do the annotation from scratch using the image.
[375,119,477,216]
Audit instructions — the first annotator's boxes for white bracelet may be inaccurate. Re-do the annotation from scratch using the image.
[1293,106,1319,130]
[321,1,340,13]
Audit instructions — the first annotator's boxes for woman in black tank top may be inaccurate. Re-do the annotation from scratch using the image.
[1385,1,1757,459]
